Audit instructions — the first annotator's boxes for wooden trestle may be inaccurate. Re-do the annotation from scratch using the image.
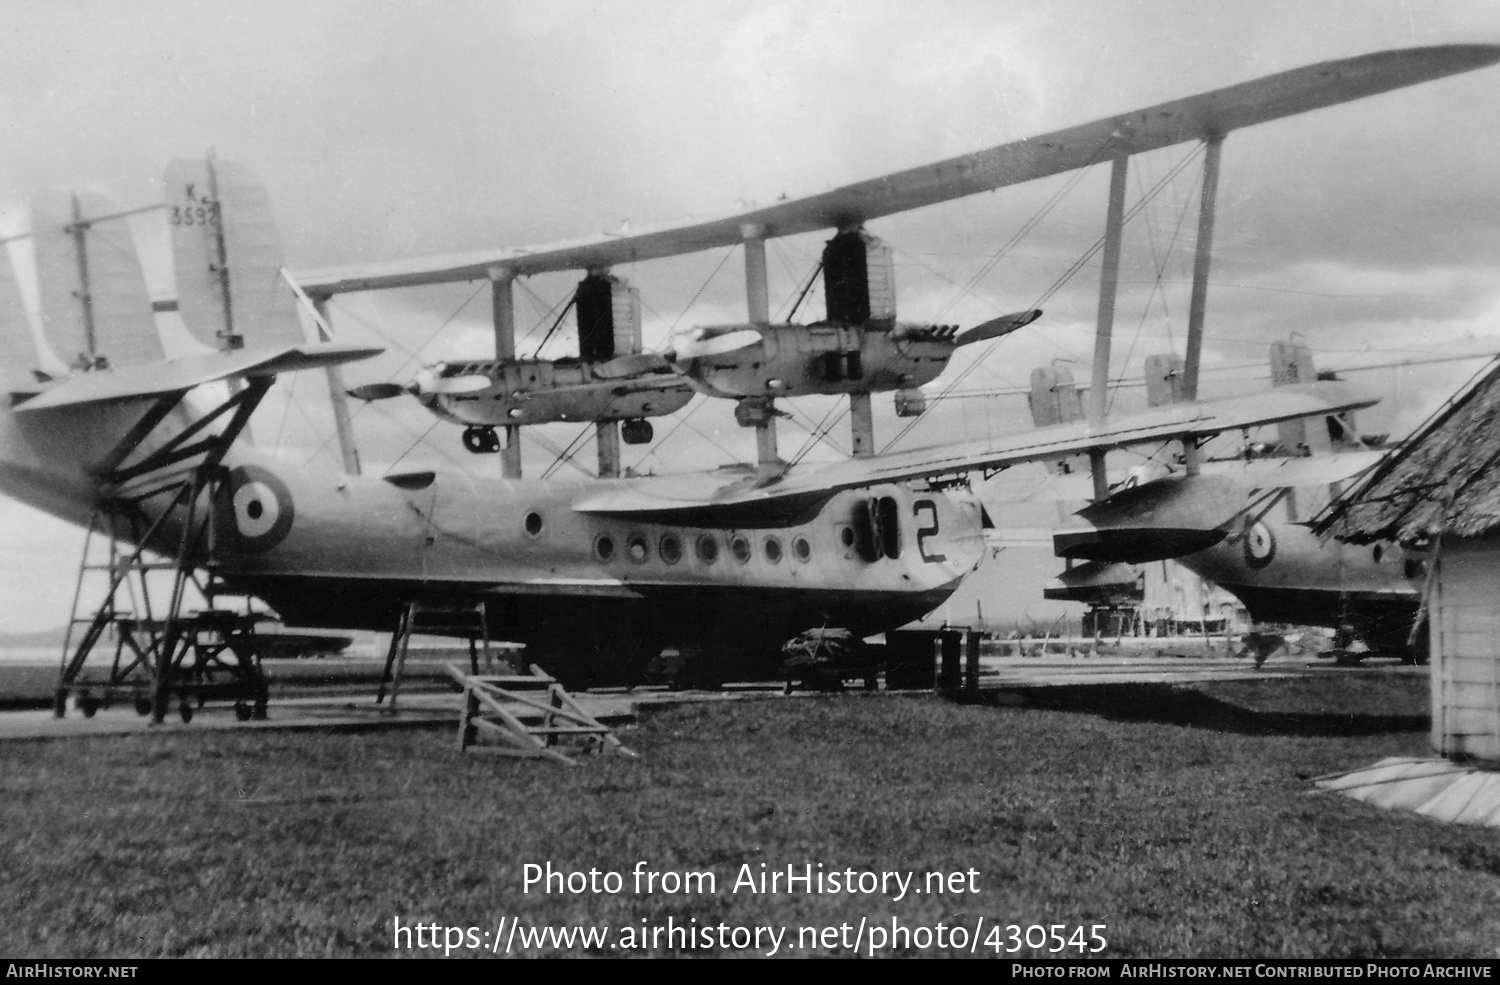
[449,663,635,766]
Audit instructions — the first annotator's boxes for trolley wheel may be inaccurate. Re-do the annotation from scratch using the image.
[79,696,99,718]
[234,701,252,722]
[134,696,153,717]
[864,674,878,692]
[178,702,194,724]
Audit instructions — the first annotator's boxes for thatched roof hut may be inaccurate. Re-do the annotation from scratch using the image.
[1319,357,1500,544]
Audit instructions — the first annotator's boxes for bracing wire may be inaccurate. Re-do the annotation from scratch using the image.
[541,423,597,480]
[304,283,486,465]
[783,142,1141,468]
[383,419,445,473]
[1107,162,1199,416]
[877,142,1207,456]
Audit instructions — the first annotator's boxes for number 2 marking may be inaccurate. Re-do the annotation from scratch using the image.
[914,499,947,563]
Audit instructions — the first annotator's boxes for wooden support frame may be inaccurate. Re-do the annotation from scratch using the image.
[377,599,496,708]
[449,663,636,765]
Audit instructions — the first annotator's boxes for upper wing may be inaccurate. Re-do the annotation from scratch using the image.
[296,45,1500,295]
[14,342,382,411]
[571,381,1376,525]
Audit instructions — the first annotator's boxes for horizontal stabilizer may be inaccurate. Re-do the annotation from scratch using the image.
[16,342,381,412]
[571,381,1376,523]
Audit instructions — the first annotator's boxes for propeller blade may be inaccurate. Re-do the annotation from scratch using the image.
[675,328,763,360]
[594,352,671,380]
[346,382,409,401]
[954,308,1043,347]
[424,374,492,395]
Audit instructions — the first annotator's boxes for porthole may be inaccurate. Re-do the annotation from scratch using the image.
[730,534,752,564]
[764,536,783,564]
[837,524,857,558]
[695,534,719,565]
[593,534,615,562]
[792,536,812,563]
[627,533,650,564]
[659,532,683,565]
[523,511,544,537]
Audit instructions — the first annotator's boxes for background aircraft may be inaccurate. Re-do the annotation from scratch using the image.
[1036,338,1500,662]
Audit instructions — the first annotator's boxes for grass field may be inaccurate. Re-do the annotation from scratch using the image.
[3,674,1497,959]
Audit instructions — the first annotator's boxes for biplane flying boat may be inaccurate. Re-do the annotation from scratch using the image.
[1045,326,1500,664]
[1033,340,1447,662]
[2,45,1495,715]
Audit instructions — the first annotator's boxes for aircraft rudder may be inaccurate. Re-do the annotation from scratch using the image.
[164,157,305,353]
[31,188,164,371]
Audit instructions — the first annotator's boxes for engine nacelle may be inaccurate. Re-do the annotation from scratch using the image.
[683,322,951,400]
[823,228,896,327]
[577,272,643,362]
[415,358,692,427]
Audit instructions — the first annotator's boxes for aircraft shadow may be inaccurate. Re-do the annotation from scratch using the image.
[973,683,1427,738]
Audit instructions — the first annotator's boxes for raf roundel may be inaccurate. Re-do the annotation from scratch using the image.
[221,466,295,553]
[1243,520,1276,570]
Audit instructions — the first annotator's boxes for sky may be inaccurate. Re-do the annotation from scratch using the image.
[2,0,1500,633]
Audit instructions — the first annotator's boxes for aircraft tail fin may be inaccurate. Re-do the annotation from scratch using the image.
[1144,353,1186,407]
[0,242,44,396]
[32,189,164,371]
[1270,336,1360,452]
[164,157,306,351]
[1027,365,1085,428]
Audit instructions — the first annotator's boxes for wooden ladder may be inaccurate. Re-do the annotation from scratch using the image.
[378,600,499,709]
[449,664,636,766]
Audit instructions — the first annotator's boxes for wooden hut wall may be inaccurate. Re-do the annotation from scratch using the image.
[1433,538,1500,761]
